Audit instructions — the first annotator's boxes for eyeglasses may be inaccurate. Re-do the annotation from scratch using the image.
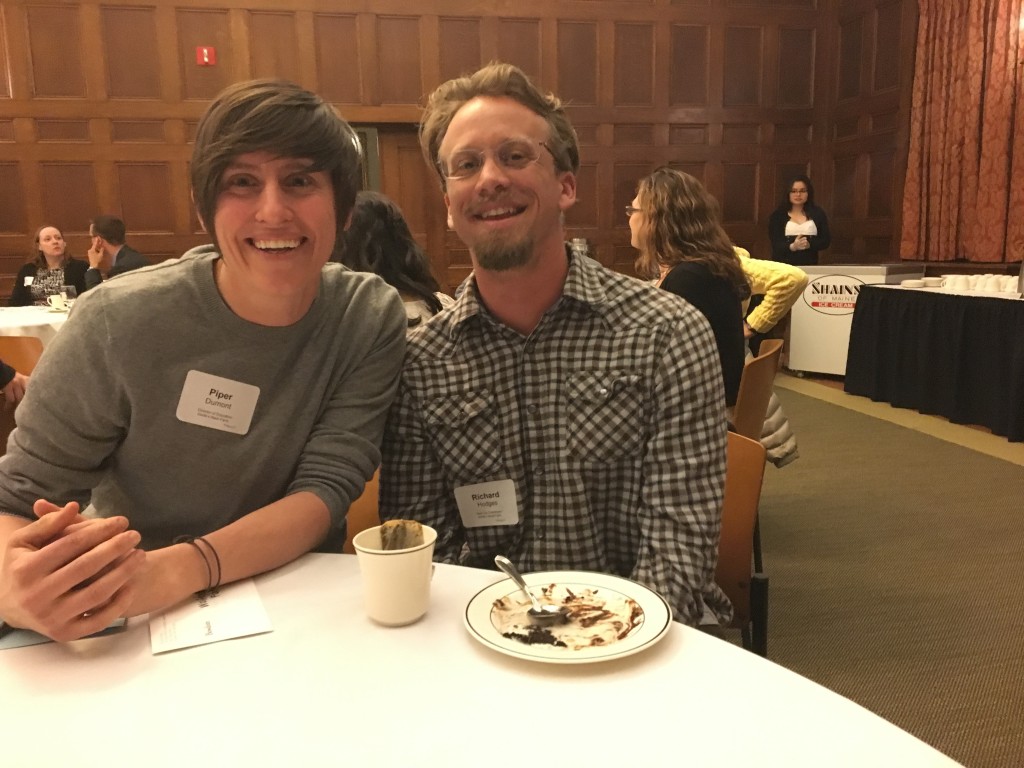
[625,206,641,217]
[790,188,808,194]
[441,139,554,181]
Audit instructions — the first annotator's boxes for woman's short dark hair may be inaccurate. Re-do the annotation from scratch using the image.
[190,79,362,250]
[335,191,443,315]
[634,167,749,299]
[777,173,817,211]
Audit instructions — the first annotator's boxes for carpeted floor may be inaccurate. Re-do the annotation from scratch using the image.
[756,388,1024,768]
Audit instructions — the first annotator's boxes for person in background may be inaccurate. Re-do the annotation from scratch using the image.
[335,191,454,331]
[380,63,731,630]
[0,360,28,407]
[736,247,807,467]
[768,174,831,267]
[8,226,89,306]
[84,215,150,290]
[0,79,406,642]
[629,167,749,407]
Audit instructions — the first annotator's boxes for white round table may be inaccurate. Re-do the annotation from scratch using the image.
[0,305,69,346]
[0,553,962,767]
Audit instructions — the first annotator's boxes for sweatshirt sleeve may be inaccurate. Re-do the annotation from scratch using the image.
[739,252,808,333]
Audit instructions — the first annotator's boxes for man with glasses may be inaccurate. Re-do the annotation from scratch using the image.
[380,63,731,629]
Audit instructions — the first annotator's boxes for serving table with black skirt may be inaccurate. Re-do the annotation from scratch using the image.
[845,285,1024,442]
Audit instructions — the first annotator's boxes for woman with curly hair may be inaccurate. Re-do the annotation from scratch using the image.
[629,167,749,406]
[335,191,453,330]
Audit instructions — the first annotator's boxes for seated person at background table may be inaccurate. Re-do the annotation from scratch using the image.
[379,63,731,629]
[0,79,406,642]
[334,191,455,332]
[84,215,150,290]
[628,167,749,408]
[768,174,831,267]
[735,247,807,468]
[8,226,89,306]
[0,358,29,407]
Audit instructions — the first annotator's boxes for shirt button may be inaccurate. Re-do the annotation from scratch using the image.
[526,403,539,415]
[597,387,609,396]
[534,464,545,477]
[536,528,546,540]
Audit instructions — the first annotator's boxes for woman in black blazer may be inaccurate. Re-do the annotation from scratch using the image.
[9,225,89,306]
[767,174,831,267]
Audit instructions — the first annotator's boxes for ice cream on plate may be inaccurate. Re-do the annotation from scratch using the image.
[491,583,644,650]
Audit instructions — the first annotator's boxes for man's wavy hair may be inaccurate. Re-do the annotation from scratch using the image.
[634,167,749,300]
[419,62,579,190]
[190,79,363,248]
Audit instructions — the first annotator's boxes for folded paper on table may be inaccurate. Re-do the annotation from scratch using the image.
[149,578,272,655]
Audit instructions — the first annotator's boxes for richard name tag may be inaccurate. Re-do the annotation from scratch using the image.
[176,370,260,435]
[454,479,519,528]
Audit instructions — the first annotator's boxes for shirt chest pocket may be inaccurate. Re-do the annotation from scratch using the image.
[564,371,644,464]
[422,390,505,479]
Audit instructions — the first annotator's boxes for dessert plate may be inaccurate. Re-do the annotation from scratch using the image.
[464,570,672,664]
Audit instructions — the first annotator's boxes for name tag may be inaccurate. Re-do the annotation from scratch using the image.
[175,370,260,435]
[24,276,33,286]
[454,479,519,528]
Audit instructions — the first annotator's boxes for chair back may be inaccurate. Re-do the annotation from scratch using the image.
[0,336,45,455]
[342,468,380,554]
[731,338,783,440]
[715,432,767,625]
[0,336,44,376]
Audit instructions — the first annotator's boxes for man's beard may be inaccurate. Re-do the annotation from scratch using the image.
[472,234,534,272]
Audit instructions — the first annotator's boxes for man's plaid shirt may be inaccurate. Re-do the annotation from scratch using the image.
[380,252,731,626]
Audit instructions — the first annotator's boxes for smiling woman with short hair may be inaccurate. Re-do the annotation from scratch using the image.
[0,80,406,642]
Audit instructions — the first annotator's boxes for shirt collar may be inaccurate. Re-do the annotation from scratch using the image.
[445,246,611,339]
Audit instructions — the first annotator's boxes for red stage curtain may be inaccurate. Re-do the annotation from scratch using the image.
[901,0,1024,263]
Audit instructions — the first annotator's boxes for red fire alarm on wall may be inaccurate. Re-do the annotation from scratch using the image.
[196,46,216,66]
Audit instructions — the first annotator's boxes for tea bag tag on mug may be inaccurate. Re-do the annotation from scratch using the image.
[454,479,519,528]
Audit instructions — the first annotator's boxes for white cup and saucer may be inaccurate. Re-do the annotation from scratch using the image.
[46,293,69,312]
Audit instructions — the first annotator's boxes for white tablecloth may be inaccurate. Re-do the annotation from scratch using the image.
[0,554,962,767]
[0,305,68,346]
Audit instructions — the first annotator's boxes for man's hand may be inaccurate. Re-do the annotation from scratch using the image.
[0,502,146,641]
[2,372,28,406]
[87,238,105,270]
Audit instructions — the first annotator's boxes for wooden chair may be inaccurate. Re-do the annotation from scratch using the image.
[731,337,783,572]
[731,338,784,441]
[0,336,45,455]
[342,469,380,554]
[716,432,769,656]
[0,336,45,378]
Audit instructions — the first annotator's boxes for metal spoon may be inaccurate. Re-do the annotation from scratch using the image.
[494,555,568,625]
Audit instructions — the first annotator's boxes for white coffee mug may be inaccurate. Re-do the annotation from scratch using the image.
[353,523,437,626]
[46,293,67,311]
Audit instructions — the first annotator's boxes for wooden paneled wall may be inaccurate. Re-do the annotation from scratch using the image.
[829,0,917,263]
[0,0,918,298]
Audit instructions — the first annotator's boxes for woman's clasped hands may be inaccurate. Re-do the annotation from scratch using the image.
[0,501,146,642]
